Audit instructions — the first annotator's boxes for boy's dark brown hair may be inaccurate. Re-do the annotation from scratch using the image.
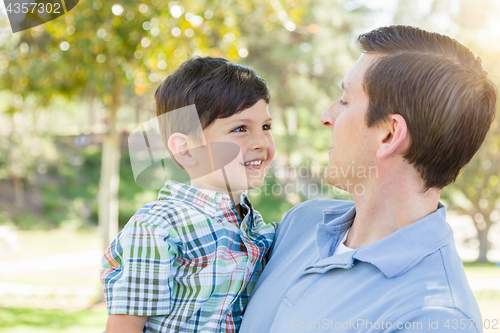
[155,56,270,168]
[357,25,497,190]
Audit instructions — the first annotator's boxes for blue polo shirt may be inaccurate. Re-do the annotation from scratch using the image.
[240,199,482,332]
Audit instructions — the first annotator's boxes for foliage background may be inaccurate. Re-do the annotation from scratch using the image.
[1,0,499,260]
[1,0,500,332]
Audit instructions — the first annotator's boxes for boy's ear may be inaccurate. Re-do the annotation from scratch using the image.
[167,133,197,168]
[376,114,410,160]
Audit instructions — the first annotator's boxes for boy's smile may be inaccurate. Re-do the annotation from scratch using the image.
[190,99,275,196]
[242,159,264,169]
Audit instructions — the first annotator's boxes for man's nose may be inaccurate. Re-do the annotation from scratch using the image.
[320,101,337,129]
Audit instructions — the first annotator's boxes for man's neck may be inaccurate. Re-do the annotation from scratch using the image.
[344,173,441,249]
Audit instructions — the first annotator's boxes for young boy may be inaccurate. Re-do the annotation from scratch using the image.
[100,57,276,333]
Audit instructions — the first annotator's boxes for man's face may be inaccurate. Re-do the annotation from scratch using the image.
[320,53,381,194]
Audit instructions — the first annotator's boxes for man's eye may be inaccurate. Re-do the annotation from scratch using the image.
[231,126,246,133]
[340,99,348,106]
[263,124,272,131]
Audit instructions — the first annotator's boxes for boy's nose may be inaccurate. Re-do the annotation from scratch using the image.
[250,131,270,150]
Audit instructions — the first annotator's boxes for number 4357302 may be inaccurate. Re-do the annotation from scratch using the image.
[444,319,499,330]
[5,2,61,14]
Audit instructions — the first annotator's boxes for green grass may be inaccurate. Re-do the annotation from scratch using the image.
[463,262,499,268]
[474,289,500,301]
[0,229,101,288]
[0,268,101,287]
[463,262,500,279]
[0,307,107,333]
[0,229,100,262]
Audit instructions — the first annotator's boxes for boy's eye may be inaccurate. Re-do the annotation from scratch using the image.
[231,125,246,133]
[340,99,348,106]
[263,124,272,131]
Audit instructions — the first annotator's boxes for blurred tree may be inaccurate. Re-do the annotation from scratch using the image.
[0,0,308,249]
[0,108,56,209]
[394,0,500,262]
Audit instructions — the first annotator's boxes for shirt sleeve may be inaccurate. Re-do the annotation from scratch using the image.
[100,216,179,316]
[386,306,481,333]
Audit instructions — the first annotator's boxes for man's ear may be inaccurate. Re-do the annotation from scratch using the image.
[167,133,197,168]
[376,114,410,159]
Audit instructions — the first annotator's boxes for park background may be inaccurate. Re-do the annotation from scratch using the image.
[1,0,500,331]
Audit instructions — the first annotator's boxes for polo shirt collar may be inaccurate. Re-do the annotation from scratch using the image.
[316,205,355,259]
[312,202,453,278]
[158,180,249,217]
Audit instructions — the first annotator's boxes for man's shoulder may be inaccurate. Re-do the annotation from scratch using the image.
[376,243,482,328]
[437,243,483,322]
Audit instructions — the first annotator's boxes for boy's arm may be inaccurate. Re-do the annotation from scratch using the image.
[105,314,148,333]
[100,212,179,330]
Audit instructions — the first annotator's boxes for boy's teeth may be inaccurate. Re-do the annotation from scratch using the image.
[244,160,262,166]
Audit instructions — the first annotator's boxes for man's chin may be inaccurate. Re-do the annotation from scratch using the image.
[323,165,338,185]
[323,172,351,193]
[324,177,343,189]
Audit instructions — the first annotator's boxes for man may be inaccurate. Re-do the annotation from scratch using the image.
[239,25,497,333]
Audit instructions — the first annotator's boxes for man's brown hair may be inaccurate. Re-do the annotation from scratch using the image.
[357,25,497,189]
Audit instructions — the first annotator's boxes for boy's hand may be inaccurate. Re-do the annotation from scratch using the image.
[105,314,148,333]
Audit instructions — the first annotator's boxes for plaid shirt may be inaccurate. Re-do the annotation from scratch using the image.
[100,180,276,333]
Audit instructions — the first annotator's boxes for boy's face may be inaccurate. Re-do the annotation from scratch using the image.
[190,99,275,194]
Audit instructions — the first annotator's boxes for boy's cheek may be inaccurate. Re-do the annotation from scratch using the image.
[267,139,276,162]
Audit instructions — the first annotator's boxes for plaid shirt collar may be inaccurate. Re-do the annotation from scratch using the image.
[158,180,251,218]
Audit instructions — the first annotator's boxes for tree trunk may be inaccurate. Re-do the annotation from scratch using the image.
[98,80,122,251]
[98,129,121,251]
[12,174,25,208]
[475,220,491,263]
